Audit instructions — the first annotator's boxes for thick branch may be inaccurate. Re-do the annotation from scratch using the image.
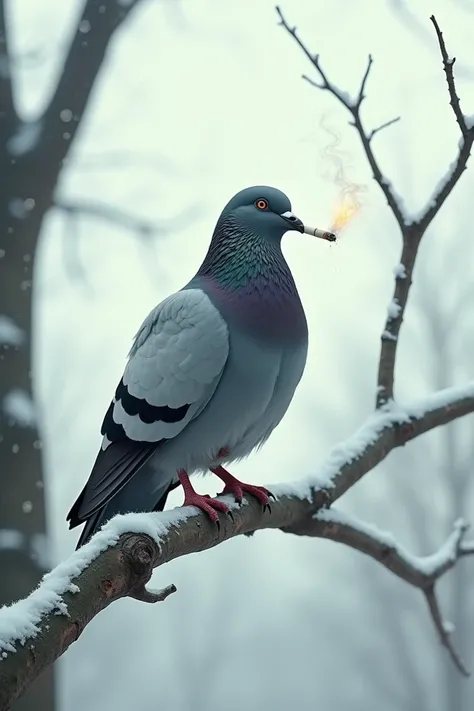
[1,381,474,706]
[296,509,473,675]
[376,238,418,406]
[26,0,143,197]
[317,381,474,504]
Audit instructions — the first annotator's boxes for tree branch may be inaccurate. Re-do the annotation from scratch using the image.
[296,508,473,676]
[276,7,406,233]
[276,7,474,407]
[23,0,144,201]
[54,198,165,238]
[1,381,474,706]
[0,0,16,134]
[429,15,471,137]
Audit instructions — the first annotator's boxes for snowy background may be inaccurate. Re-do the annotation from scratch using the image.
[7,0,474,708]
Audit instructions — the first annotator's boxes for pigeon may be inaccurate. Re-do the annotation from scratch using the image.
[68,186,312,548]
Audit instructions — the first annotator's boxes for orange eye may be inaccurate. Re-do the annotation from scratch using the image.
[255,199,268,210]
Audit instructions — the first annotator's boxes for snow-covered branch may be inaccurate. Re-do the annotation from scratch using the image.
[276,8,474,408]
[1,381,474,707]
[298,509,474,676]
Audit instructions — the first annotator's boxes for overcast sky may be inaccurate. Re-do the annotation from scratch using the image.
[8,0,474,709]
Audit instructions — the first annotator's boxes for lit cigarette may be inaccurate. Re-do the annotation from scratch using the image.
[303,225,336,242]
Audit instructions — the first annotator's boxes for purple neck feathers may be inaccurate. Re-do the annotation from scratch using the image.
[195,215,308,344]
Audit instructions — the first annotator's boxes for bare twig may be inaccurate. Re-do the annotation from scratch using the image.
[389,0,474,81]
[299,509,472,675]
[414,18,474,236]
[368,117,401,143]
[61,208,95,293]
[54,199,164,238]
[424,586,466,675]
[429,16,468,137]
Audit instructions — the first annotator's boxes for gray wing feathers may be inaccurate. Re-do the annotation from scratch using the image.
[68,288,229,544]
[114,288,229,442]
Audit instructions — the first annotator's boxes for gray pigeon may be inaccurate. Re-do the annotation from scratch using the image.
[68,186,312,548]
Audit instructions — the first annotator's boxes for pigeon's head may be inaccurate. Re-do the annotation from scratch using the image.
[220,186,304,244]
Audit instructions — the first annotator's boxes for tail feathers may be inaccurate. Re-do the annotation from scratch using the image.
[75,508,105,550]
[68,441,158,527]
[152,480,180,512]
[73,469,179,550]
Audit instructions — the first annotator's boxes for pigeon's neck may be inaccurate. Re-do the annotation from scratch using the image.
[198,215,290,288]
[195,215,307,344]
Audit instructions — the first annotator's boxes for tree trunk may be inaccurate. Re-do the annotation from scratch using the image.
[0,193,54,707]
[0,1,145,707]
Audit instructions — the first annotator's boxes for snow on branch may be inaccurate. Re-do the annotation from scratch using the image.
[1,381,474,707]
[300,509,473,676]
[276,8,474,408]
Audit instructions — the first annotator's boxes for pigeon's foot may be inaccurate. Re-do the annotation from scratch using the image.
[178,470,230,524]
[211,465,273,510]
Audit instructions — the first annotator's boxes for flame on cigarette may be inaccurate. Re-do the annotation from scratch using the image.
[330,185,364,234]
[319,113,367,235]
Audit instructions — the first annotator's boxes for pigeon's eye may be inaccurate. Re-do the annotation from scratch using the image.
[255,199,269,211]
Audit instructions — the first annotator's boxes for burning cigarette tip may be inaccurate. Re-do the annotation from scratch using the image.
[303,225,337,242]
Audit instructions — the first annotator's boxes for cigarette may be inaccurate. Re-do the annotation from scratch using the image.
[303,225,337,242]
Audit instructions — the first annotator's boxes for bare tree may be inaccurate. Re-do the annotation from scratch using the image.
[1,9,474,710]
[0,2,158,710]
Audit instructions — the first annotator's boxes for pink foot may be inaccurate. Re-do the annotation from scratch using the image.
[178,470,229,524]
[211,466,273,509]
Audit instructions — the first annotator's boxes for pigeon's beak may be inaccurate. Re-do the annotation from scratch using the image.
[280,211,305,233]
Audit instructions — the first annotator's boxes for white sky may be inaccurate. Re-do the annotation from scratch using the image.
[7,0,474,708]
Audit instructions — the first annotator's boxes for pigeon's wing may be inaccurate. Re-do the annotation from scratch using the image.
[67,288,229,526]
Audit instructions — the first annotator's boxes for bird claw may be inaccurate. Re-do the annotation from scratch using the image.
[263,503,272,514]
[182,491,230,524]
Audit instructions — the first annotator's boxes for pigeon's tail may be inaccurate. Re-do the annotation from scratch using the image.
[73,473,179,550]
[75,507,106,549]
[68,440,179,549]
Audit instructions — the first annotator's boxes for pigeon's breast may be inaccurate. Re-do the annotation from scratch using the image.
[200,275,308,347]
[155,318,307,473]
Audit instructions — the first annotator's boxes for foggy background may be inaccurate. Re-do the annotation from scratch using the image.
[4,0,474,709]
